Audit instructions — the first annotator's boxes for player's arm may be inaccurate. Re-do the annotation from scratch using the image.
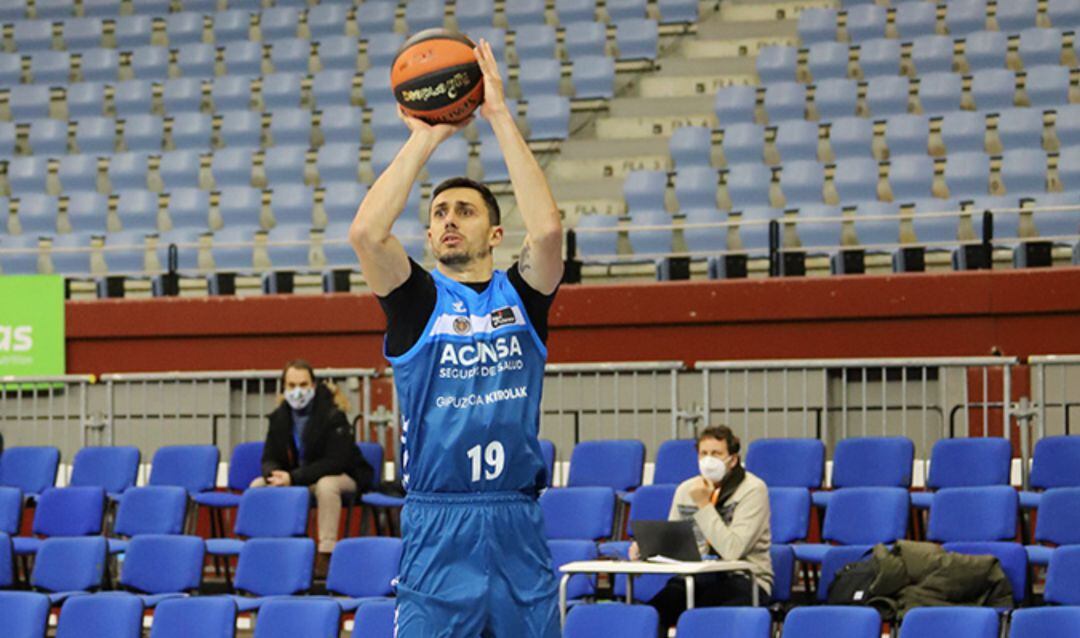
[474,39,564,295]
[349,112,468,296]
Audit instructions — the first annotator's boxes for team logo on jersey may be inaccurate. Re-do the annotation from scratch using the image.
[490,306,516,328]
[453,316,471,335]
[452,301,466,313]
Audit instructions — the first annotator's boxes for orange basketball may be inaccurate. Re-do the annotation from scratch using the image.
[391,29,485,125]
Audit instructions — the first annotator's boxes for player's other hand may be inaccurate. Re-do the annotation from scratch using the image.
[268,470,292,487]
[473,38,509,120]
[629,541,641,561]
[689,477,714,508]
[398,106,472,146]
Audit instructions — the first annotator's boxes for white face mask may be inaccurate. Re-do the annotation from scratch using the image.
[699,455,729,484]
[285,387,315,411]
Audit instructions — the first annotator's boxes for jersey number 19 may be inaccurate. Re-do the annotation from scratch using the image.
[467,441,505,482]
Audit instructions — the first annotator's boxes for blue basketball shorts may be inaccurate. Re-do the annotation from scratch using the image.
[394,491,560,638]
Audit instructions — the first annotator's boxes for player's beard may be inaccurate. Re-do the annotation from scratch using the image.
[437,244,487,267]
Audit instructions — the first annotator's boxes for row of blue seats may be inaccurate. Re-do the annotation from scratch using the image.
[799,0,1080,44]
[761,29,1078,85]
[0,0,697,31]
[715,66,1074,125]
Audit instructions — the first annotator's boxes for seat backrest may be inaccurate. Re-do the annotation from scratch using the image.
[547,539,598,600]
[0,532,11,588]
[942,541,1027,604]
[831,437,913,488]
[150,597,238,638]
[0,591,49,638]
[1044,545,1080,605]
[120,534,205,595]
[69,446,140,494]
[626,484,677,536]
[781,606,881,638]
[675,607,771,638]
[539,486,615,540]
[1034,487,1080,546]
[927,486,1018,542]
[0,446,59,494]
[1008,608,1080,638]
[253,599,340,638]
[1030,436,1080,490]
[927,438,1012,489]
[350,599,395,638]
[770,544,796,603]
[823,487,909,545]
[899,606,999,638]
[113,485,188,537]
[31,536,108,594]
[226,442,265,492]
[326,537,402,598]
[653,439,699,485]
[56,594,143,638]
[0,486,23,535]
[234,537,315,597]
[745,438,825,488]
[564,603,658,638]
[356,442,384,490]
[566,440,645,491]
[234,486,309,538]
[769,487,812,544]
[149,445,219,494]
[33,486,105,537]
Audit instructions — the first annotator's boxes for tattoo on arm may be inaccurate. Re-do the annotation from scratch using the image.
[520,242,532,273]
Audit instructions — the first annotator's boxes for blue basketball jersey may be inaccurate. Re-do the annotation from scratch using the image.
[387,268,549,494]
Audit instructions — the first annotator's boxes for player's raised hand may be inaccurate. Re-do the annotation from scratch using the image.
[474,38,509,120]
[397,105,471,146]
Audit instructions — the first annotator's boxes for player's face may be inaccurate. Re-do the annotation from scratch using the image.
[428,187,502,266]
[283,367,314,391]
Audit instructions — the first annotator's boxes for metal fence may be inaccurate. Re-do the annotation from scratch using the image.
[0,375,96,457]
[696,357,1021,485]
[1031,355,1080,439]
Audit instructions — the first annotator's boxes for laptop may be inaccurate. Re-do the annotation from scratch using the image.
[633,520,702,562]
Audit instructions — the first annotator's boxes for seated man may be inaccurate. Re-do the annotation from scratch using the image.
[633,425,773,628]
[252,359,373,576]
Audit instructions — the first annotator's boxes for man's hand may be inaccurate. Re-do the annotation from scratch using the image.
[473,38,510,121]
[688,477,715,509]
[629,541,641,561]
[267,470,292,487]
[397,106,471,147]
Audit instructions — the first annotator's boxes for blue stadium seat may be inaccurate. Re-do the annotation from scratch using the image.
[169,112,212,151]
[354,1,395,35]
[794,487,909,564]
[783,606,882,638]
[75,117,115,155]
[260,7,299,40]
[228,537,315,612]
[1058,146,1080,190]
[14,486,104,556]
[115,189,160,232]
[780,160,825,206]
[918,72,963,114]
[477,137,508,181]
[855,37,898,78]
[81,0,121,17]
[28,119,69,156]
[175,43,215,78]
[220,110,263,148]
[851,200,900,249]
[270,39,309,75]
[1027,488,1080,566]
[217,186,263,230]
[564,604,657,638]
[468,27,507,62]
[669,126,712,169]
[129,46,169,81]
[69,446,138,497]
[108,485,188,553]
[165,12,203,47]
[946,0,988,37]
[270,185,314,228]
[1001,149,1047,195]
[894,1,938,39]
[945,151,991,198]
[770,486,812,543]
[623,169,667,213]
[927,486,1019,542]
[15,194,60,236]
[64,17,104,50]
[14,20,54,52]
[865,75,910,117]
[771,544,797,604]
[828,117,874,159]
[114,79,155,117]
[10,85,51,120]
[360,66,396,105]
[764,81,806,122]
[164,188,209,230]
[606,0,647,20]
[7,157,51,197]
[833,157,879,203]
[898,606,999,638]
[1044,545,1080,605]
[369,139,405,177]
[108,151,151,191]
[369,102,407,143]
[617,18,656,59]
[425,137,469,184]
[0,446,59,496]
[808,42,848,81]
[523,95,569,140]
[726,163,773,209]
[627,209,673,259]
[157,149,201,190]
[1020,436,1080,509]
[206,486,310,560]
[114,15,153,49]
[0,489,23,540]
[845,5,887,42]
[316,36,359,74]
[225,41,264,76]
[564,21,607,59]
[515,24,557,62]
[1009,608,1080,638]
[571,55,615,99]
[911,438,1011,510]
[253,598,340,638]
[311,70,355,108]
[192,441,264,514]
[213,9,251,44]
[997,108,1045,150]
[942,111,986,153]
[0,121,14,157]
[306,4,349,39]
[714,84,757,125]
[268,107,311,146]
[999,0,1041,32]
[1026,64,1071,108]
[131,0,170,16]
[745,438,824,488]
[150,598,237,638]
[55,592,142,638]
[123,114,163,153]
[162,78,205,115]
[0,52,21,85]
[264,145,308,186]
[963,30,1008,73]
[363,32,404,70]
[323,537,401,611]
[567,440,644,491]
[943,541,1028,604]
[212,76,252,111]
[776,120,820,162]
[149,445,219,496]
[815,78,858,120]
[0,591,49,638]
[66,192,109,234]
[971,69,1017,110]
[67,81,107,118]
[798,8,838,45]
[540,486,615,540]
[682,207,727,256]
[674,166,718,209]
[574,214,619,262]
[36,0,74,19]
[316,144,360,184]
[911,35,954,75]
[758,45,799,83]
[1019,28,1064,68]
[548,539,598,601]
[813,436,914,509]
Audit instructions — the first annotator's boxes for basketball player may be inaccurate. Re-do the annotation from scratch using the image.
[349,39,563,637]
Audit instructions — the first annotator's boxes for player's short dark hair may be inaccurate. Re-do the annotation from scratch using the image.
[431,177,501,226]
[697,425,741,455]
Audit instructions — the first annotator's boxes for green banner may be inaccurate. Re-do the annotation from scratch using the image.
[0,275,65,377]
